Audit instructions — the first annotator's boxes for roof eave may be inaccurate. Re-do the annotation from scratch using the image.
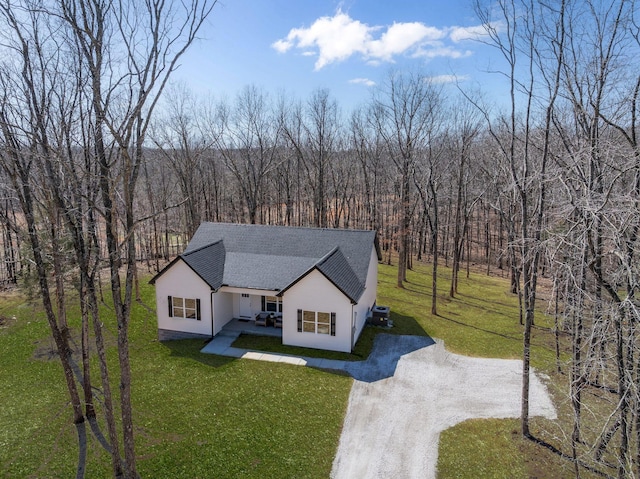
[152,256,221,291]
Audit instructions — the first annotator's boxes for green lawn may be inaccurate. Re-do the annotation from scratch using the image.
[377,262,557,368]
[0,286,352,478]
[0,261,564,478]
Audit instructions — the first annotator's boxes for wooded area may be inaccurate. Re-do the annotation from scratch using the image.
[1,0,639,478]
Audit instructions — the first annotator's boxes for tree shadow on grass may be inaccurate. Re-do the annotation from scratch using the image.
[386,311,431,337]
[162,339,235,369]
[453,292,518,321]
[526,434,610,478]
[403,285,432,297]
[436,312,523,343]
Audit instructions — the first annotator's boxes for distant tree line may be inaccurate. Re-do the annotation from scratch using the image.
[137,80,505,289]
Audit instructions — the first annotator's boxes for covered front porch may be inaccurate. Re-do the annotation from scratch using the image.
[213,287,283,337]
[220,317,283,338]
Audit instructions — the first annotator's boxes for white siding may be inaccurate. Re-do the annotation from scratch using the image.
[351,246,379,345]
[212,291,234,335]
[281,269,353,353]
[155,260,213,337]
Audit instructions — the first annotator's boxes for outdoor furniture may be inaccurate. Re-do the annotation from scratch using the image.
[255,312,270,327]
[274,313,282,328]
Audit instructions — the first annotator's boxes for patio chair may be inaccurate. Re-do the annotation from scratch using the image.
[255,312,268,327]
[274,314,282,328]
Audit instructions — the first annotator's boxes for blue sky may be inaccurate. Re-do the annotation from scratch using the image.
[173,0,502,111]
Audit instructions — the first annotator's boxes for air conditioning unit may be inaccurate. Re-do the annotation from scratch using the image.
[368,305,390,327]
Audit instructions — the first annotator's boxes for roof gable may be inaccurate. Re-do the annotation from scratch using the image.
[278,246,365,303]
[180,240,225,290]
[317,246,365,302]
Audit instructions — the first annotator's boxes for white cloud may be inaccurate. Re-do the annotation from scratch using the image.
[349,78,376,87]
[367,22,444,61]
[271,10,370,70]
[428,74,470,84]
[413,44,473,59]
[449,24,491,42]
[272,9,481,70]
[272,38,292,53]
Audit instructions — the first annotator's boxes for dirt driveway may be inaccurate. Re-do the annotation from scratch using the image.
[331,334,557,479]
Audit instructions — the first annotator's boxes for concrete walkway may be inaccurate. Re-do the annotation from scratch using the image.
[200,330,350,370]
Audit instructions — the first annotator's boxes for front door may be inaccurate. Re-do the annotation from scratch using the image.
[239,293,251,319]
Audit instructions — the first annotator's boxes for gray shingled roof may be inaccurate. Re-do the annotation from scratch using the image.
[176,222,379,303]
[222,252,317,290]
[180,240,225,290]
[316,247,365,301]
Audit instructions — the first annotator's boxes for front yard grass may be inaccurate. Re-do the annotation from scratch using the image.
[0,284,352,478]
[133,337,351,479]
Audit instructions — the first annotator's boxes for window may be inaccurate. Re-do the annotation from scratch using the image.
[262,295,282,312]
[302,310,316,332]
[168,296,201,320]
[297,309,336,336]
[317,312,331,334]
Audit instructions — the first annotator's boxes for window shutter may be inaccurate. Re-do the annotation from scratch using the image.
[196,298,201,321]
[168,296,173,317]
[261,296,266,311]
[297,309,302,332]
[330,312,336,336]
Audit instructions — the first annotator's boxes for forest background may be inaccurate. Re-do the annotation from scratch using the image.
[0,0,639,478]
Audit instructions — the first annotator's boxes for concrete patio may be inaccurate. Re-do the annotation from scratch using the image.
[221,317,283,337]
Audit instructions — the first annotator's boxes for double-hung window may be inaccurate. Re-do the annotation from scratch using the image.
[297,309,336,336]
[168,296,201,320]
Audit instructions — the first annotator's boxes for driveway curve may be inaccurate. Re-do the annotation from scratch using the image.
[332,334,557,479]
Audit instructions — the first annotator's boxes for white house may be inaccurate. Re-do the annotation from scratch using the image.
[150,222,381,353]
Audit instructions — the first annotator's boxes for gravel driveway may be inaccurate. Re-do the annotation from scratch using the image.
[331,334,557,479]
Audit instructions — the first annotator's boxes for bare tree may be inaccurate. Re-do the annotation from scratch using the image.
[473,0,565,439]
[349,104,386,231]
[212,84,282,224]
[60,1,216,475]
[280,88,341,228]
[372,70,443,288]
[150,83,215,237]
[0,1,216,477]
[0,4,114,477]
[445,99,483,297]
[551,1,639,476]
